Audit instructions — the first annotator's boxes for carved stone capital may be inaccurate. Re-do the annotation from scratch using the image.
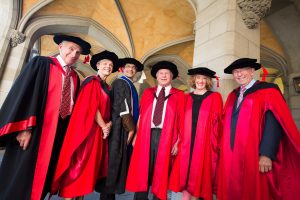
[237,0,272,29]
[10,29,26,47]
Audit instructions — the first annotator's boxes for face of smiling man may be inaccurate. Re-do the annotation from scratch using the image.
[58,41,82,66]
[122,63,137,80]
[97,59,113,79]
[156,69,173,87]
[232,67,255,87]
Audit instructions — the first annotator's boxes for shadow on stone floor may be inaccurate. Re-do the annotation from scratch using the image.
[1,150,173,200]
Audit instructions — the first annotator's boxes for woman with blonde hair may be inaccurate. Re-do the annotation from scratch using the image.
[170,67,223,200]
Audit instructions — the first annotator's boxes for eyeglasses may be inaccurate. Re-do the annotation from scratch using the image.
[124,65,137,70]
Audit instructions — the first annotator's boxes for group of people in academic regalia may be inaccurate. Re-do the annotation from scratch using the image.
[0,34,300,200]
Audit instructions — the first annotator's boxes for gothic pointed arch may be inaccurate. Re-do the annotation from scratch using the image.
[13,15,131,72]
[261,45,289,98]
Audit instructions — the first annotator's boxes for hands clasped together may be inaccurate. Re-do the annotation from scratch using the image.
[101,121,112,139]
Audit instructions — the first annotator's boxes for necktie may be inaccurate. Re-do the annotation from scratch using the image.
[236,86,246,108]
[153,87,165,126]
[60,66,71,119]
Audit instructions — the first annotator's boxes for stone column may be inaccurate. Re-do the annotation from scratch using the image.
[0,39,29,106]
[0,0,16,106]
[0,0,13,72]
[193,0,265,99]
[289,73,300,129]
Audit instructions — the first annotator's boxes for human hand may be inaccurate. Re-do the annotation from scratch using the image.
[16,130,32,150]
[102,127,109,139]
[259,155,272,173]
[132,135,137,147]
[107,121,112,129]
[102,121,112,139]
[127,130,135,145]
[171,142,178,156]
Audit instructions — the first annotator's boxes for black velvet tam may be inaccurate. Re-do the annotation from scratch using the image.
[224,58,261,74]
[90,50,119,72]
[187,67,216,78]
[119,58,144,72]
[151,61,178,79]
[53,35,91,55]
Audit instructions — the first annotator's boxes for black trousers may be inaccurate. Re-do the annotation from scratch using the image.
[134,128,162,200]
[100,193,116,200]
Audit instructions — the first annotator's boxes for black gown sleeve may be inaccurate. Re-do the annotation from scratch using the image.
[98,78,133,192]
[0,56,51,148]
[259,110,283,160]
[111,79,134,131]
[0,56,51,133]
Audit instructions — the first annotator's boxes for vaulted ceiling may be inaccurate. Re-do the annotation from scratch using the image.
[21,0,195,89]
[19,0,297,93]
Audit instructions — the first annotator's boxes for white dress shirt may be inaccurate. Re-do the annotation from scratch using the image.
[151,84,172,128]
[243,79,256,91]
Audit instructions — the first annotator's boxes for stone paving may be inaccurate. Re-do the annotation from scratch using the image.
[47,191,135,200]
[0,149,174,200]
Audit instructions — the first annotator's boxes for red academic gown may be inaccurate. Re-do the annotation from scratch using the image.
[0,56,79,200]
[51,75,110,197]
[170,92,223,200]
[126,87,185,200]
[217,82,300,200]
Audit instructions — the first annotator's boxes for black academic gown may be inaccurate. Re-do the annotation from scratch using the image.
[95,78,134,195]
[0,56,79,200]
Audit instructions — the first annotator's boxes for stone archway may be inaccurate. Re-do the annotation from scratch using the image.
[0,0,21,77]
[5,15,131,78]
[142,54,191,93]
[261,45,289,99]
[0,15,132,102]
